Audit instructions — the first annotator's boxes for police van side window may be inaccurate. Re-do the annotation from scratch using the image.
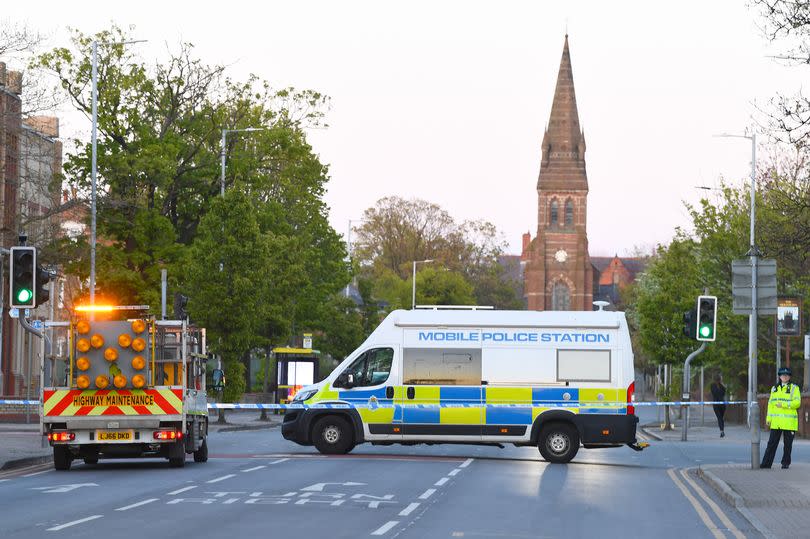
[403,348,482,385]
[342,348,394,387]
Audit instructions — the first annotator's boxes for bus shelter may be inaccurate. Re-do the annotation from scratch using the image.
[274,347,320,403]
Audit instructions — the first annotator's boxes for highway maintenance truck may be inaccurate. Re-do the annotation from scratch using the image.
[40,309,210,470]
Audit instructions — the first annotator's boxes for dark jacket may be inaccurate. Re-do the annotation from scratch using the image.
[710,382,726,402]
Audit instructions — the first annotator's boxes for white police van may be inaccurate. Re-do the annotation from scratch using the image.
[282,308,643,463]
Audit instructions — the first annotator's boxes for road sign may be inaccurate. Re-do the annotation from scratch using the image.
[9,308,19,319]
[31,320,43,330]
[731,258,777,315]
[776,297,802,336]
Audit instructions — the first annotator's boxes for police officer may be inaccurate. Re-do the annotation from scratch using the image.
[760,367,801,469]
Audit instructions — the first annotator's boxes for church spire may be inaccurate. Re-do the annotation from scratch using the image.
[538,34,587,190]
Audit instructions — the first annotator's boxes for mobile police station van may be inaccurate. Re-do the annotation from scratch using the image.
[282,307,644,463]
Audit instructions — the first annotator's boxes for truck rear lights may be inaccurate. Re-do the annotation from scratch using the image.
[48,432,75,442]
[132,374,146,388]
[153,430,182,441]
[77,375,91,389]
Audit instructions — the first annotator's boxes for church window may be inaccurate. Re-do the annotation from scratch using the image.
[551,282,571,311]
[565,200,574,227]
[550,200,559,226]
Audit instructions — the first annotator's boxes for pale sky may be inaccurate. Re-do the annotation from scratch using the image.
[4,1,804,256]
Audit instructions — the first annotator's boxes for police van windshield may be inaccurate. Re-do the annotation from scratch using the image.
[342,347,394,387]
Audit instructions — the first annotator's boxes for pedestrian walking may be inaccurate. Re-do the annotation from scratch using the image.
[710,374,726,437]
[760,367,801,469]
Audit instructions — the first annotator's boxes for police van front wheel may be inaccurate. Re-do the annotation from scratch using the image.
[538,423,580,463]
[312,416,354,455]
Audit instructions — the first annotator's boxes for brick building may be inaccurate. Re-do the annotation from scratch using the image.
[0,61,67,396]
[521,37,645,311]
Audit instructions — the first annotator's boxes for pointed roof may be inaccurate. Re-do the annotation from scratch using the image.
[547,35,581,150]
[538,35,588,191]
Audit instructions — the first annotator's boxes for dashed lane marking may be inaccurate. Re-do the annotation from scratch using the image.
[679,469,745,539]
[418,488,436,500]
[448,468,461,476]
[167,485,197,495]
[399,503,420,516]
[241,465,266,472]
[206,474,236,484]
[370,520,399,536]
[47,515,103,531]
[115,498,158,511]
[459,458,473,468]
[434,477,449,486]
[667,468,725,539]
[269,458,289,464]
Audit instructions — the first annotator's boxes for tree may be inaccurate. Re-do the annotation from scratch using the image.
[753,1,810,144]
[353,196,521,309]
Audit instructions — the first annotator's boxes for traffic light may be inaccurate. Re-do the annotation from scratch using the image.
[36,265,52,306]
[9,246,36,309]
[697,295,718,342]
[682,308,697,339]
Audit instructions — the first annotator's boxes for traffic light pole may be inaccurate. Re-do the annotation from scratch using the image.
[748,133,760,470]
[681,342,707,442]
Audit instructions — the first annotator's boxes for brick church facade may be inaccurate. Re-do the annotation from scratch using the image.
[521,36,645,311]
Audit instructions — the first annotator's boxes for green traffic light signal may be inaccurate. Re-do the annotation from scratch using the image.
[16,289,33,303]
[699,325,712,339]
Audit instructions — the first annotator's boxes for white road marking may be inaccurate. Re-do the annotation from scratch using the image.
[241,465,266,472]
[0,479,9,483]
[371,521,399,535]
[47,515,103,531]
[459,458,474,468]
[167,485,197,495]
[418,488,436,500]
[22,469,51,477]
[399,502,420,516]
[679,469,746,539]
[666,468,725,539]
[206,474,236,484]
[448,468,461,476]
[269,458,289,464]
[434,477,449,486]
[115,498,158,511]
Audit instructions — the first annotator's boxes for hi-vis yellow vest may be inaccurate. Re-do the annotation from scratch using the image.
[766,383,801,431]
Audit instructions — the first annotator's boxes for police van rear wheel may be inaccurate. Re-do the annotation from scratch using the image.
[312,416,354,455]
[538,423,579,463]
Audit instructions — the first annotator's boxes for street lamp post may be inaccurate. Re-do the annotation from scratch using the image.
[345,219,365,298]
[716,130,759,469]
[89,38,146,308]
[220,127,267,197]
[412,259,435,309]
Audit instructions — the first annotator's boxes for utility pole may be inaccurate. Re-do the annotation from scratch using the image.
[412,259,435,309]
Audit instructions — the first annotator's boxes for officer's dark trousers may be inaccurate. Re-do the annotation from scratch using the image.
[760,428,795,468]
[712,404,726,432]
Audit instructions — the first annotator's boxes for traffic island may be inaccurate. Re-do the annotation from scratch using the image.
[698,463,810,539]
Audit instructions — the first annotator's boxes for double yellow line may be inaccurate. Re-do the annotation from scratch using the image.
[667,467,745,539]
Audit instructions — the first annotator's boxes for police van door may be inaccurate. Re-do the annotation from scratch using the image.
[333,346,401,441]
[399,346,483,441]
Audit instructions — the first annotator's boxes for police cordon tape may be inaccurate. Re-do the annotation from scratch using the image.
[0,399,748,409]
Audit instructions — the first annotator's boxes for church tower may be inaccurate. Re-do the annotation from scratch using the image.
[523,35,593,311]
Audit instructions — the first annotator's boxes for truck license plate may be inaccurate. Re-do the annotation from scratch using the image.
[96,430,134,442]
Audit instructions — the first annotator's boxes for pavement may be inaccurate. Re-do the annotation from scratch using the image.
[0,406,804,538]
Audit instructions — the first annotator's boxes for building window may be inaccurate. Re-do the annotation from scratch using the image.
[550,200,559,226]
[565,200,574,227]
[551,282,571,311]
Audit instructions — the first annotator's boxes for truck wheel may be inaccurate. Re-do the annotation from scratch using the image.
[169,439,186,468]
[83,457,99,465]
[538,423,580,463]
[53,446,72,471]
[193,439,208,463]
[312,416,354,455]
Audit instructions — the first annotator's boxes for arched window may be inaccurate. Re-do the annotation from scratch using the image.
[551,282,571,311]
[565,200,574,227]
[550,200,559,226]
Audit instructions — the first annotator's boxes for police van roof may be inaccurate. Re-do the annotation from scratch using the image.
[387,309,624,329]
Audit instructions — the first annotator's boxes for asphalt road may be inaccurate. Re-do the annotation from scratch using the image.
[0,409,784,539]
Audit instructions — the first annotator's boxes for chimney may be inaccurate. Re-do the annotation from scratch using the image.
[0,62,6,86]
[522,232,531,254]
[7,70,23,95]
[24,116,60,138]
